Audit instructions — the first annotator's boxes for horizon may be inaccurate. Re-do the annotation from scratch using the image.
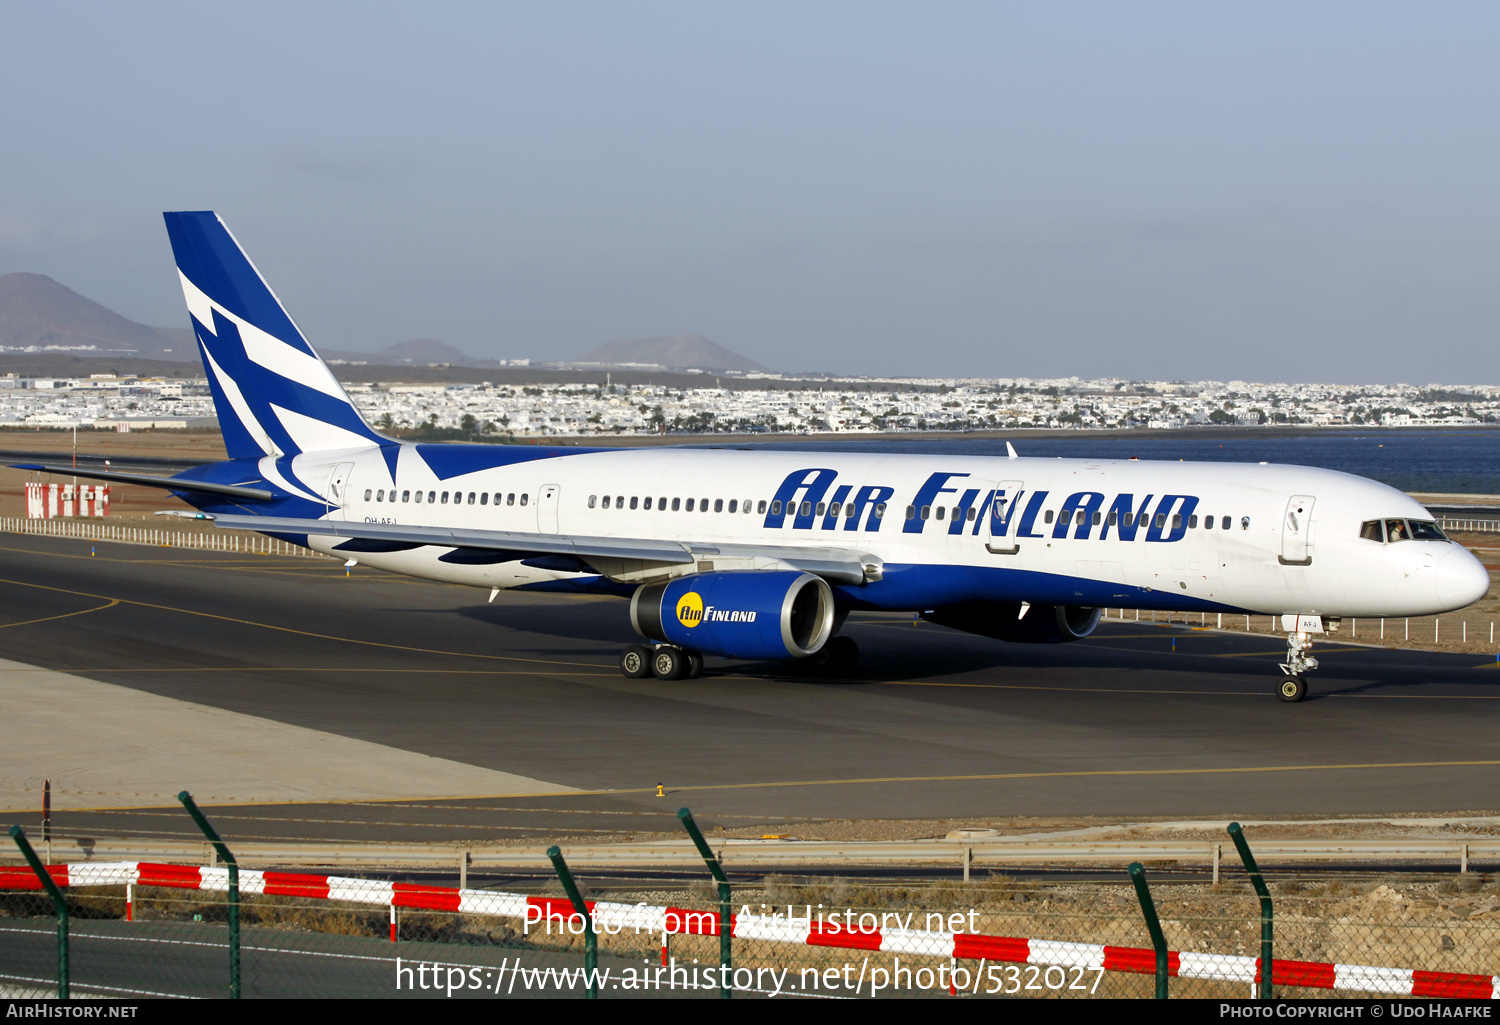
[3,5,1497,382]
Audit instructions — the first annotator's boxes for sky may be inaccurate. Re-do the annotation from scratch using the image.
[2,2,1497,382]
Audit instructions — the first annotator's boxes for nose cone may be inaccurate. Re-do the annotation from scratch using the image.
[1436,547,1491,608]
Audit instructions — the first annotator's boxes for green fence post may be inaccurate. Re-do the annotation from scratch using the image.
[1227,822,1273,999]
[546,846,597,999]
[178,791,239,1000]
[8,826,67,999]
[677,807,731,999]
[1127,862,1169,999]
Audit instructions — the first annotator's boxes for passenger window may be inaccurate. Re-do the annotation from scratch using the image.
[441,492,449,504]
[969,507,978,522]
[715,499,724,513]
[402,490,410,502]
[1221,516,1230,530]
[758,500,767,514]
[933,506,944,520]
[520,494,528,506]
[686,498,695,512]
[800,501,812,516]
[1108,511,1117,526]
[630,496,638,510]
[906,505,916,520]
[363,489,372,501]
[602,496,611,509]
[469,492,476,504]
[507,493,515,505]
[1239,516,1249,530]
[847,504,858,518]
[480,493,488,506]
[674,498,682,511]
[589,495,597,508]
[1204,514,1213,529]
[1044,510,1054,524]
[415,491,424,504]
[1092,511,1101,526]
[1076,510,1086,526]
[920,505,931,520]
[769,500,779,515]
[874,503,886,518]
[816,502,825,516]
[1360,520,1383,542]
[1139,513,1149,528]
[1172,514,1181,530]
[617,496,624,509]
[493,494,501,505]
[1385,518,1408,542]
[1188,515,1198,529]
[644,497,653,510]
[829,502,840,516]
[728,499,737,513]
[375,490,384,502]
[1155,514,1166,528]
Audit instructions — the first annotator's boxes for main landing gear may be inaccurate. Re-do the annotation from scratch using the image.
[618,637,861,680]
[619,644,703,681]
[800,635,860,677]
[1277,630,1318,703]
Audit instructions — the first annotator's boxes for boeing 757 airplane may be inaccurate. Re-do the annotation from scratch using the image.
[17,213,1491,701]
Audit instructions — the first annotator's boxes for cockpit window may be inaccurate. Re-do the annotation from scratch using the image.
[1409,519,1448,541]
[1374,518,1449,544]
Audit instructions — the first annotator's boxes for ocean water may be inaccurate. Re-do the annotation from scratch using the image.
[730,429,1500,495]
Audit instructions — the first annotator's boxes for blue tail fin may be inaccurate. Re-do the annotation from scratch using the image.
[163,211,385,461]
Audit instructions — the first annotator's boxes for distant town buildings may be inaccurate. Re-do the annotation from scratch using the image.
[0,371,1494,435]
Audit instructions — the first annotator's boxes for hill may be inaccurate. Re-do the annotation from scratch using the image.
[321,338,489,366]
[576,334,771,374]
[0,273,194,361]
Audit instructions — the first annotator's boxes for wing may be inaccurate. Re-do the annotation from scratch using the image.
[210,514,876,585]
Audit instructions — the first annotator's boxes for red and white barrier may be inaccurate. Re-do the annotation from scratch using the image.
[1,861,1493,999]
[25,482,109,519]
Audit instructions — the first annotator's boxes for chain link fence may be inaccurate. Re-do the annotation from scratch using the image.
[4,865,1497,999]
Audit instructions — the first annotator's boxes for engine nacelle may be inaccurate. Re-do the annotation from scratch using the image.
[630,571,835,660]
[922,602,1102,643]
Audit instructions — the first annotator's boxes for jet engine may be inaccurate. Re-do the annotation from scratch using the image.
[630,571,835,660]
[922,601,1101,643]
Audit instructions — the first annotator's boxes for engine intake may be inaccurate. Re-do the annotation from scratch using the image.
[630,571,835,660]
[922,602,1101,643]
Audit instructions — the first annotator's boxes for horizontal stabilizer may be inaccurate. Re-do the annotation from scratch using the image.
[11,464,274,501]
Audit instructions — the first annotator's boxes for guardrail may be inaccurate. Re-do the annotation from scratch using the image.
[0,515,328,557]
[1439,516,1500,534]
[14,836,1494,875]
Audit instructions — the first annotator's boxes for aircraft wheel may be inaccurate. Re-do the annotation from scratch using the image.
[652,646,686,681]
[808,636,860,677]
[620,644,653,679]
[685,651,704,679]
[1277,675,1307,703]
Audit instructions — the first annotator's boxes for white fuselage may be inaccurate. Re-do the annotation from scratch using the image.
[287,445,1489,618]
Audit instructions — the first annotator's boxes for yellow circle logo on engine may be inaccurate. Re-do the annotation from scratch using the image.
[676,591,704,628]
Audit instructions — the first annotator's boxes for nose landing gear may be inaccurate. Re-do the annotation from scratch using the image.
[1277,630,1318,702]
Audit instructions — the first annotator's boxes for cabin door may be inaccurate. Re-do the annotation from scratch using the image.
[1280,495,1316,566]
[325,462,355,520]
[537,484,561,533]
[985,479,1025,555]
